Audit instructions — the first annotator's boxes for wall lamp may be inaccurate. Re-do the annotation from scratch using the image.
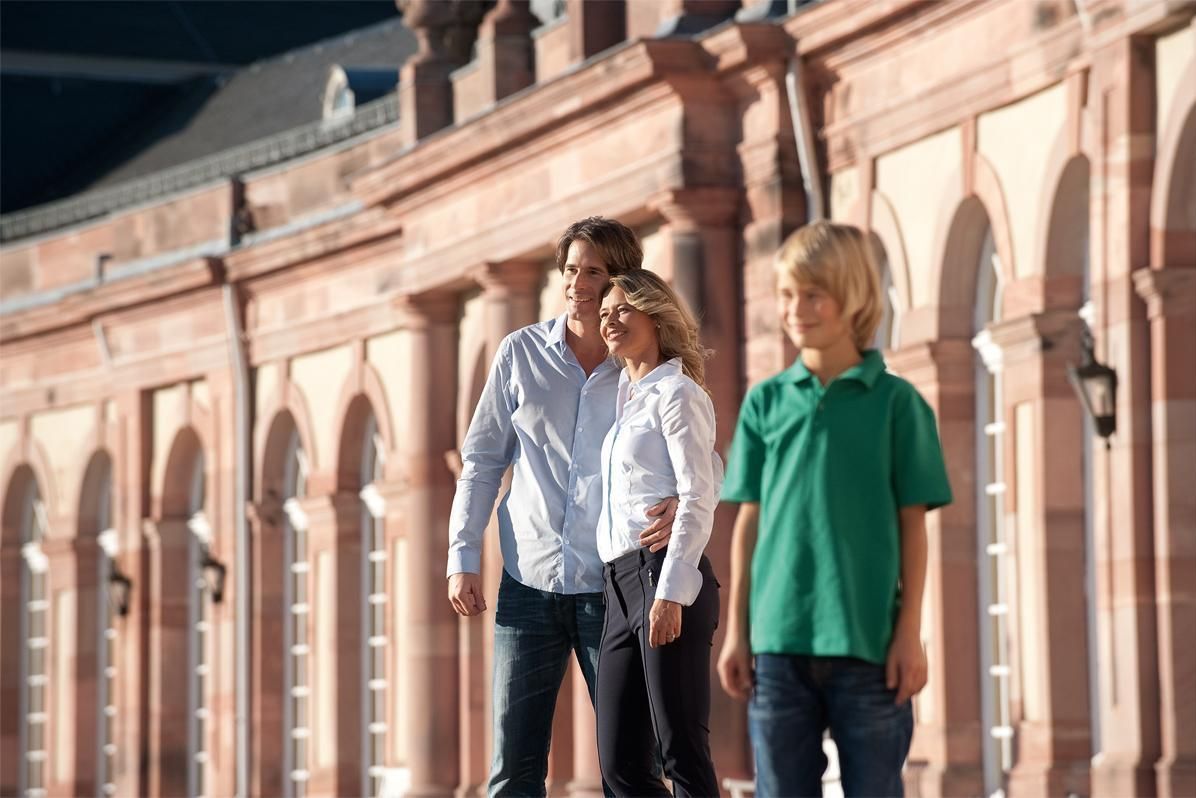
[1068,328,1118,448]
[108,564,133,617]
[201,548,228,604]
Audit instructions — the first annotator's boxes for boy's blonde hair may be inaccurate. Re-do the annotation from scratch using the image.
[774,220,883,350]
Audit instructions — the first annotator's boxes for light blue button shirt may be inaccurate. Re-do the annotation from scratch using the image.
[447,314,620,594]
[598,359,718,606]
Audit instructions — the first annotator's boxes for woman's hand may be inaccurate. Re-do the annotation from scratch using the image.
[648,598,682,648]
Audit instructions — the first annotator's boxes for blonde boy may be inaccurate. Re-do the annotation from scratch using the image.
[717,221,952,797]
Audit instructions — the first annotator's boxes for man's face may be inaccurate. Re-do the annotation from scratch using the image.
[562,239,611,322]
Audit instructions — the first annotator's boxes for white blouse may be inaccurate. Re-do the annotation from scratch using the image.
[598,358,719,606]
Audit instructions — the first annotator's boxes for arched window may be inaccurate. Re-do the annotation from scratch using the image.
[281,431,310,797]
[19,480,49,798]
[93,458,120,797]
[187,453,212,798]
[970,225,1012,795]
[358,414,388,796]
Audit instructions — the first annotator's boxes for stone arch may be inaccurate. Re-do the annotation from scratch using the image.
[336,394,384,492]
[1151,74,1196,269]
[869,190,913,315]
[255,379,319,499]
[159,427,205,522]
[1,463,45,549]
[1040,154,1091,308]
[77,450,115,539]
[922,153,1015,337]
[331,361,395,492]
[0,435,57,540]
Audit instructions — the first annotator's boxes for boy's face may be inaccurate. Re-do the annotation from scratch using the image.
[776,272,852,351]
[562,239,611,323]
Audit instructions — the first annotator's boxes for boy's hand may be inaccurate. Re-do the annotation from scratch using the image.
[448,573,487,617]
[648,599,682,648]
[885,624,927,704]
[639,497,678,552]
[717,635,754,700]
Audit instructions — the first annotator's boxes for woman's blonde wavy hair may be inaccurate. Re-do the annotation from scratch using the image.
[774,220,883,351]
[605,270,712,391]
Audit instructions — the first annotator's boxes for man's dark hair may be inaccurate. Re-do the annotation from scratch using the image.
[555,216,644,277]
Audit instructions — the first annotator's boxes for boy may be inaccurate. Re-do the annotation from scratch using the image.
[716,221,952,797]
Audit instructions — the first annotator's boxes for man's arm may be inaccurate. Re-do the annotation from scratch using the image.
[886,504,929,703]
[717,502,759,700]
[446,339,516,616]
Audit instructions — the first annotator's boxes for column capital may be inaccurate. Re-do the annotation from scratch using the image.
[471,260,544,297]
[647,187,740,231]
[294,491,361,532]
[972,309,1086,373]
[394,291,460,328]
[1133,267,1196,321]
[885,338,975,385]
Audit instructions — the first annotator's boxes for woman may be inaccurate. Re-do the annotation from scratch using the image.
[595,270,721,797]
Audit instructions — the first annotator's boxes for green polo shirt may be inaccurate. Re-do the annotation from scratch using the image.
[722,350,952,664]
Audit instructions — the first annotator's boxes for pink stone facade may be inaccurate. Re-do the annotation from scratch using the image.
[1,1,1193,796]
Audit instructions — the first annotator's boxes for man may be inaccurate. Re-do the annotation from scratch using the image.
[447,217,675,797]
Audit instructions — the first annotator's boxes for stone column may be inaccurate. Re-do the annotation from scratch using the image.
[247,499,286,798]
[1134,267,1196,798]
[725,52,807,388]
[300,490,366,798]
[648,187,749,780]
[397,0,486,147]
[982,311,1093,797]
[453,261,543,797]
[1088,36,1159,798]
[143,517,192,798]
[887,340,986,798]
[0,533,26,795]
[115,391,149,798]
[396,293,461,796]
[42,532,102,798]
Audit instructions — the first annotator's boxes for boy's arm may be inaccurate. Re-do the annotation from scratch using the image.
[887,504,929,704]
[717,502,759,700]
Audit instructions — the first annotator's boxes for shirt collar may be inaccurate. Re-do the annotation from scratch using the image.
[786,349,886,389]
[545,314,569,350]
[618,357,682,390]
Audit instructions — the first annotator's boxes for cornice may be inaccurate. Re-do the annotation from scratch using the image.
[0,257,222,344]
[223,206,403,283]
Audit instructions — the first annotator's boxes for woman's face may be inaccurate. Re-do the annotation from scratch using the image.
[600,285,658,361]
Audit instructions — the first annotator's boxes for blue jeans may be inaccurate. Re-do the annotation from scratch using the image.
[749,654,913,798]
[489,569,605,797]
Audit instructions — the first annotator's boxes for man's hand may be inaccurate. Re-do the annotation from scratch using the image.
[885,622,927,704]
[639,496,678,552]
[717,635,753,700]
[648,599,682,648]
[448,573,487,617]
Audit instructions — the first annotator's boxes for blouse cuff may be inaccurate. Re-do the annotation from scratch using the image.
[655,557,703,606]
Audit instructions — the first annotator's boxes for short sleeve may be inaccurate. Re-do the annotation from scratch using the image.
[891,384,953,510]
[722,385,767,503]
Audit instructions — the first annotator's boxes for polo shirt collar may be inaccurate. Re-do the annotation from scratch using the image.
[786,349,886,389]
